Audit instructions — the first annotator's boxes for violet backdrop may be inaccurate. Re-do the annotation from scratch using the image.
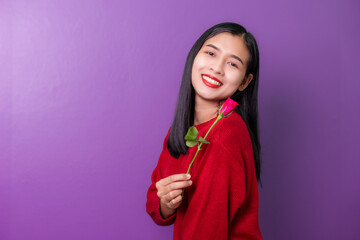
[1,0,359,239]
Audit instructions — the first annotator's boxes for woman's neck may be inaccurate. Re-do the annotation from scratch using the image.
[193,96,224,125]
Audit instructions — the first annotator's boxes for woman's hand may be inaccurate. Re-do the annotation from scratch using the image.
[156,173,192,219]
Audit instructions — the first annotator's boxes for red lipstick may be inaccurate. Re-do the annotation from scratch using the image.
[201,74,223,88]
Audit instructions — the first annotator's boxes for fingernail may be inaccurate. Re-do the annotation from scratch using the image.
[189,180,192,185]
[187,174,191,179]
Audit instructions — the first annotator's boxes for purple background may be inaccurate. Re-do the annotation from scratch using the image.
[1,0,359,239]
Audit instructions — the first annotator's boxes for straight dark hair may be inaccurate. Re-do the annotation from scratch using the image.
[167,22,261,182]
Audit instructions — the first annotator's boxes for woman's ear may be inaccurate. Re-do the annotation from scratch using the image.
[238,73,253,91]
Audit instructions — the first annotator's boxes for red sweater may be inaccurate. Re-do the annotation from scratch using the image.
[146,112,263,239]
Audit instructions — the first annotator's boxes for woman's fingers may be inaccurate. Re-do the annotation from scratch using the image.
[157,180,192,198]
[169,194,183,209]
[156,173,192,195]
[157,173,191,188]
[166,180,192,192]
[164,189,183,203]
[156,173,193,210]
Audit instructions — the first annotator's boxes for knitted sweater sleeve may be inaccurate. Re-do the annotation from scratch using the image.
[145,133,176,226]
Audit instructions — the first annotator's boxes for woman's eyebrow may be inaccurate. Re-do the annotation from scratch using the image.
[205,44,244,65]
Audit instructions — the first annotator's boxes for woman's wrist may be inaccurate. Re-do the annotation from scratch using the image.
[160,202,176,219]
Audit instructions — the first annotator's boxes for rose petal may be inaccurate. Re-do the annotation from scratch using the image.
[220,98,239,117]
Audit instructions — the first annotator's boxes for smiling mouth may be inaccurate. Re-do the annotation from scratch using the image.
[201,74,223,88]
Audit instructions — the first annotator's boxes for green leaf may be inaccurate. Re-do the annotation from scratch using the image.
[198,137,210,144]
[184,126,199,141]
[186,140,198,147]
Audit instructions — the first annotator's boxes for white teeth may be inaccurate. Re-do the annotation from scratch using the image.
[202,75,221,86]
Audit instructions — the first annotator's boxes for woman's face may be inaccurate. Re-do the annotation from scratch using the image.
[191,32,253,104]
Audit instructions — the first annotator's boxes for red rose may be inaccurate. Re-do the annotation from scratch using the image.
[219,98,239,117]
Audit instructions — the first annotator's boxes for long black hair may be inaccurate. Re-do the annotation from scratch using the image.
[167,22,261,182]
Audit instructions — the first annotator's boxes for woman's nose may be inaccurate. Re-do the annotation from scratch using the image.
[210,60,224,75]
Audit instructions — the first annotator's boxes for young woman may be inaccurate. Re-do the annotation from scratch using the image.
[146,22,262,239]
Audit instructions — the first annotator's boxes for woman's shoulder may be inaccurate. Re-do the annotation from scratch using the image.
[164,127,171,144]
[211,111,252,151]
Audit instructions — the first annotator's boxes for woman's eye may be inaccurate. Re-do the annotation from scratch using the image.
[206,51,215,56]
[229,62,238,68]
